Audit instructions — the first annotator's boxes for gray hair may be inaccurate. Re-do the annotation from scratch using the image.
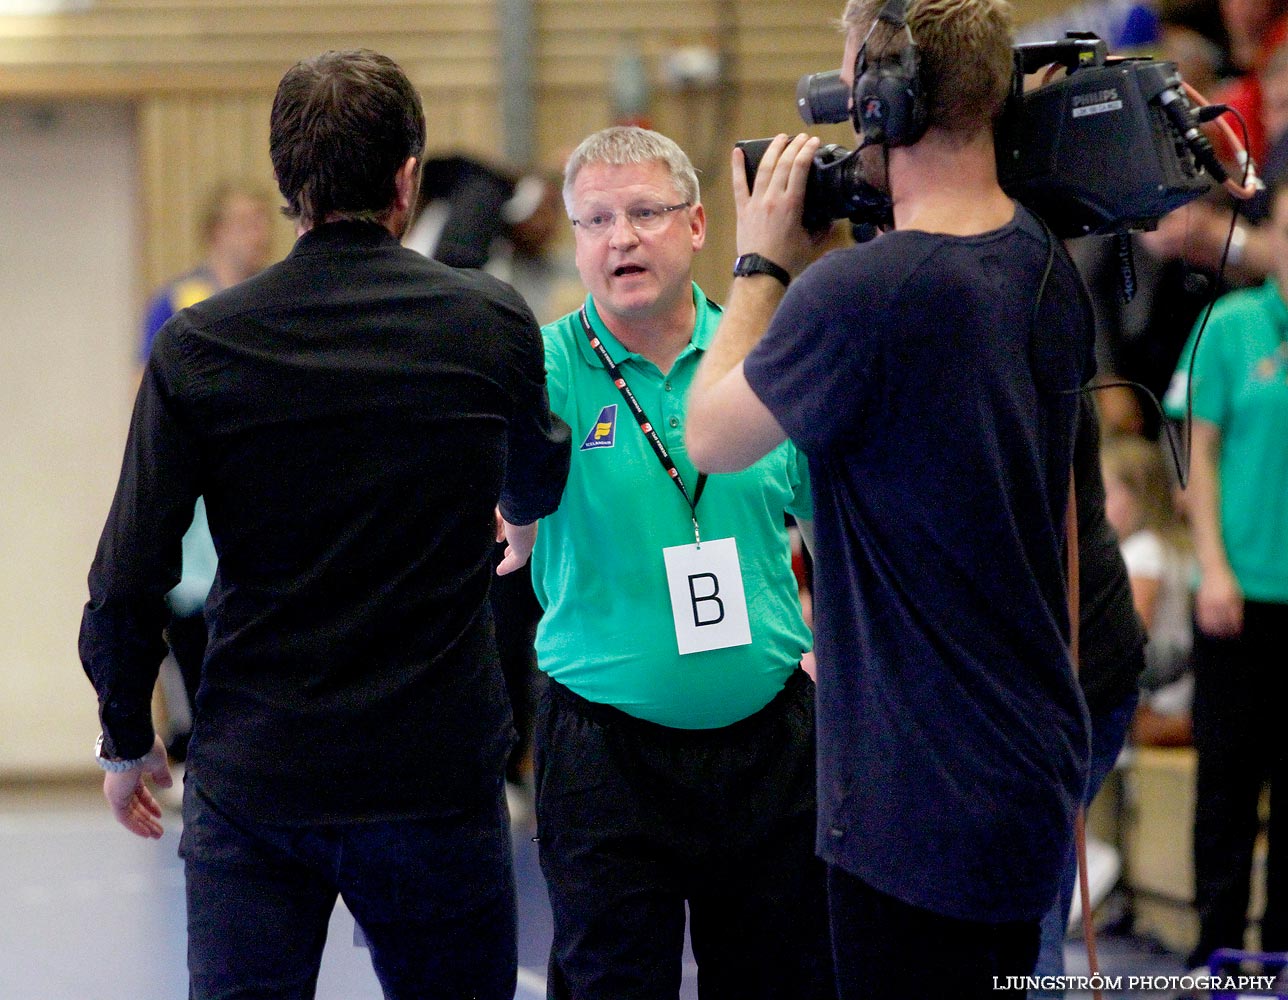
[562,126,700,216]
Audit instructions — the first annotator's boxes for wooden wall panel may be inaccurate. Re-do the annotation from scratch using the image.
[0,1,498,93]
[136,94,290,288]
[531,0,853,293]
[1,0,507,286]
[135,88,508,288]
[1,0,1066,298]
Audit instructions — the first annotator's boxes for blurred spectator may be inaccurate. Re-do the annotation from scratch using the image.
[1211,0,1288,164]
[1254,45,1288,201]
[140,180,275,765]
[405,155,581,324]
[1163,177,1288,969]
[141,180,274,359]
[1016,0,1161,50]
[486,170,585,325]
[1085,4,1275,438]
[1139,0,1288,282]
[1157,0,1232,90]
[1100,433,1196,747]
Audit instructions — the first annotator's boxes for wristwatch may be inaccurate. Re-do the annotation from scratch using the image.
[732,253,791,288]
[95,732,146,773]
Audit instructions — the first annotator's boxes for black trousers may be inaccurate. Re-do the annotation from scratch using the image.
[488,543,543,783]
[1189,599,1288,967]
[828,865,1041,1000]
[181,778,517,1000]
[533,670,834,1000]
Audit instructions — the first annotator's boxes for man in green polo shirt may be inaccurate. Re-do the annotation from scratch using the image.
[518,126,832,999]
[1161,180,1288,970]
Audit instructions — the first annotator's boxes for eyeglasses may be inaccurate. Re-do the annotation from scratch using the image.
[571,202,691,236]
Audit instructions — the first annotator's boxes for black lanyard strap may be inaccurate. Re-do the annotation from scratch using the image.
[578,306,707,543]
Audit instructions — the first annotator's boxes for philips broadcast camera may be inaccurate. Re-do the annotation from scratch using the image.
[737,34,1218,240]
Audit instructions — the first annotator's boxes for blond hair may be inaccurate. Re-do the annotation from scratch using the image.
[1101,433,1191,553]
[841,0,1014,138]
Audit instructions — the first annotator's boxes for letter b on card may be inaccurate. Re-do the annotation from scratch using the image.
[662,537,752,655]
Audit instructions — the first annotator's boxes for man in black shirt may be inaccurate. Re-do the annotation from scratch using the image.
[79,49,569,1000]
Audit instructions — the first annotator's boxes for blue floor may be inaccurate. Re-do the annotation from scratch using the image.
[1060,928,1191,1000]
[0,779,1203,1000]
[0,780,700,1000]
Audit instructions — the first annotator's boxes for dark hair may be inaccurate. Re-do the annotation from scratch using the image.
[270,49,426,227]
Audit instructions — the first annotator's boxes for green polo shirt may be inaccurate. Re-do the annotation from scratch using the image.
[532,285,813,728]
[1163,278,1288,602]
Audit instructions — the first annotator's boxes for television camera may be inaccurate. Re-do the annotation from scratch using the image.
[738,33,1229,241]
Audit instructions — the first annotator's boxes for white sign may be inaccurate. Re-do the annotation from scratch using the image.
[662,536,752,655]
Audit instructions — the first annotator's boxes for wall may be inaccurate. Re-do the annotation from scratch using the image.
[0,0,1067,289]
[0,100,138,774]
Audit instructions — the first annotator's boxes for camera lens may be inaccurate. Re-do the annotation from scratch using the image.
[796,70,851,126]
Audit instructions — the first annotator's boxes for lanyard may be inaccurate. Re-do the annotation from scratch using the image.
[578,306,707,544]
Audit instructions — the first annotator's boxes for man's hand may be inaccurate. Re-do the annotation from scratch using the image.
[1186,419,1244,640]
[686,137,817,474]
[1196,563,1244,638]
[496,510,538,576]
[1140,201,1268,277]
[103,735,172,839]
[731,132,823,276]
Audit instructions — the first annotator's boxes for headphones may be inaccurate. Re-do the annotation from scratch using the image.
[852,0,929,148]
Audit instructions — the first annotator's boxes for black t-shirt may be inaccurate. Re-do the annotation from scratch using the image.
[81,221,570,825]
[746,205,1094,922]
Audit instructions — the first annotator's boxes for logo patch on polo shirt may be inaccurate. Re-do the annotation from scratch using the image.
[580,404,618,450]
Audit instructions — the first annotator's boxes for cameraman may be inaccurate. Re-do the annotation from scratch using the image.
[686,0,1094,995]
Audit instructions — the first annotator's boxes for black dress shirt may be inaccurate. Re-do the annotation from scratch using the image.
[80,220,570,824]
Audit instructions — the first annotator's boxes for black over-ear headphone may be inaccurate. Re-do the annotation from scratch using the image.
[852,0,929,148]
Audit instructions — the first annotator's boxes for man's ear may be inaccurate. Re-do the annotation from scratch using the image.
[689,201,707,253]
[394,156,420,215]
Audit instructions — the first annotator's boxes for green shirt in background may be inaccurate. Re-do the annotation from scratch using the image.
[532,285,813,728]
[1163,278,1288,603]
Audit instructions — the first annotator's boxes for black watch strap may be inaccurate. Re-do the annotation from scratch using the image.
[732,252,791,288]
